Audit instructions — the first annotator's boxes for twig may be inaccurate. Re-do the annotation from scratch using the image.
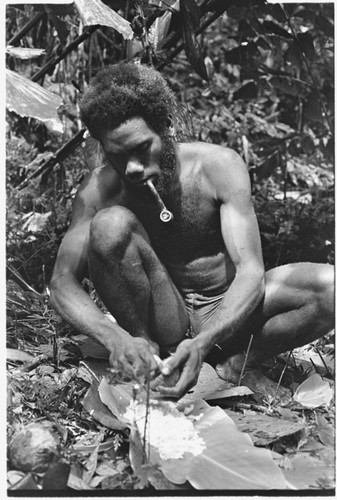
[275,350,292,400]
[31,26,98,83]
[237,334,254,387]
[233,334,254,412]
[315,348,332,378]
[17,128,86,190]
[12,353,51,373]
[6,264,41,297]
[7,12,46,46]
[310,357,320,374]
[79,361,100,384]
[142,373,151,464]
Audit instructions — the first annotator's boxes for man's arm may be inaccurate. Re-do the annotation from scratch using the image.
[195,148,265,352]
[158,147,265,396]
[50,178,158,377]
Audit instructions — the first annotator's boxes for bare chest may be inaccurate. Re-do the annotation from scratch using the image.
[126,181,223,263]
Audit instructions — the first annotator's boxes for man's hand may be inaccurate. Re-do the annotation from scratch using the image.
[155,338,205,398]
[109,337,160,380]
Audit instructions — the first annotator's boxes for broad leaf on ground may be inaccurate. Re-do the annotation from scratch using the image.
[293,374,333,408]
[96,377,290,490]
[181,362,252,402]
[187,405,290,490]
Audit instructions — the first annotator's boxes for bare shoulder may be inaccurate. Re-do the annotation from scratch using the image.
[179,142,250,202]
[179,142,246,172]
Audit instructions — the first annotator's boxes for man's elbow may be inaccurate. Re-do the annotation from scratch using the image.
[238,262,265,298]
[251,265,265,301]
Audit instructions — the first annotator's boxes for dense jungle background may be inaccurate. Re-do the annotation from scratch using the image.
[6,0,335,493]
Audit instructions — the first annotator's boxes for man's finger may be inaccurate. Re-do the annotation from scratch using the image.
[157,366,197,398]
[161,349,188,376]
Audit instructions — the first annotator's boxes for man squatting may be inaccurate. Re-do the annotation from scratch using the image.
[50,63,334,399]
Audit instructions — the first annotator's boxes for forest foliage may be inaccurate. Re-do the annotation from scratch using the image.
[6,0,334,292]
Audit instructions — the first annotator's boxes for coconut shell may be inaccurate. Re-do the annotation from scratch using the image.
[9,422,59,473]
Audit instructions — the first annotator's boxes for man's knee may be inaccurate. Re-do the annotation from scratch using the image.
[89,206,139,258]
[315,264,334,319]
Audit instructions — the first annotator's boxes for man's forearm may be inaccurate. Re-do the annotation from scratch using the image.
[50,275,130,352]
[194,269,265,358]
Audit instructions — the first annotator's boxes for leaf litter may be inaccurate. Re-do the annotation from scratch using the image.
[6,291,335,492]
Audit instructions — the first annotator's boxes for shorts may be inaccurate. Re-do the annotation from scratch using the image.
[183,291,226,339]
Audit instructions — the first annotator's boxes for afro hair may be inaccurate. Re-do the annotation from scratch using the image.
[79,63,177,140]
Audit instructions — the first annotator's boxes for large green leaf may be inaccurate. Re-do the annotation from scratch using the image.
[6,69,64,134]
[74,0,133,40]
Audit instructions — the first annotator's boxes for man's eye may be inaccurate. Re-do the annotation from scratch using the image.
[138,142,150,153]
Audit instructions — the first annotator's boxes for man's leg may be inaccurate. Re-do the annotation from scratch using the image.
[216,262,334,397]
[88,206,189,356]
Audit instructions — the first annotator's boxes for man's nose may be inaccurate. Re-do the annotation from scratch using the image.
[125,159,145,179]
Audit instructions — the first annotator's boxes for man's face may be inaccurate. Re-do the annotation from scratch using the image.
[100,117,176,197]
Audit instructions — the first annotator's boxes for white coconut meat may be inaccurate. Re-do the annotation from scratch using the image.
[124,400,205,461]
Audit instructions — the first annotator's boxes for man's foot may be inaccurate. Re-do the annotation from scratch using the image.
[215,354,292,403]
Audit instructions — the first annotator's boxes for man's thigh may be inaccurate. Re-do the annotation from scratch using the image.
[262,262,333,319]
[88,205,190,353]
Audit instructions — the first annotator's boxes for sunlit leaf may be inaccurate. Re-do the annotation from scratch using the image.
[98,378,133,423]
[149,0,179,10]
[293,374,333,408]
[187,406,289,490]
[74,0,133,40]
[6,69,64,134]
[6,46,45,59]
[22,212,52,233]
[7,348,34,364]
[149,10,172,51]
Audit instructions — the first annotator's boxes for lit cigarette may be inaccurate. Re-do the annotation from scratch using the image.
[146,179,173,222]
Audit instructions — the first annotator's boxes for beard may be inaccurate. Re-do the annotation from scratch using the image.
[155,133,177,199]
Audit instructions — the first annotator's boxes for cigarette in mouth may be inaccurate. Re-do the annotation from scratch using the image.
[146,179,173,222]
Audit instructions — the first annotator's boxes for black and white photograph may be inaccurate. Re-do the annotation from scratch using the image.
[5,0,335,495]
